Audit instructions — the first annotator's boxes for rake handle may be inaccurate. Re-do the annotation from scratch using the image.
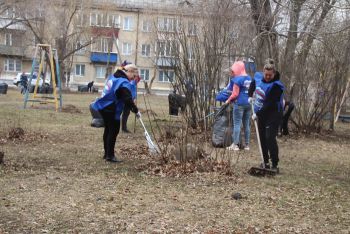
[251,103,266,169]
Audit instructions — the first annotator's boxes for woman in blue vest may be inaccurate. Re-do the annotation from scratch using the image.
[225,61,252,151]
[92,64,141,163]
[252,62,284,172]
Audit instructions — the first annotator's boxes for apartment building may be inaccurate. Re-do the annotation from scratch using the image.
[70,0,194,92]
[0,8,33,83]
[0,0,196,93]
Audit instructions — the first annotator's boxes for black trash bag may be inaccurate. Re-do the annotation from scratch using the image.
[168,93,187,116]
[0,83,8,94]
[78,85,89,92]
[28,85,35,93]
[80,86,88,92]
[212,105,233,148]
[89,102,104,128]
[92,87,99,93]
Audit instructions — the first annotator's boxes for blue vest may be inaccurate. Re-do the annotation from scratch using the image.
[233,75,251,105]
[254,79,284,113]
[92,75,132,120]
[129,80,137,100]
[253,72,264,87]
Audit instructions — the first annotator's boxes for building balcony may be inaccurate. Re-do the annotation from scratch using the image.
[156,57,177,67]
[91,27,119,37]
[0,45,26,57]
[90,52,118,64]
[0,18,26,30]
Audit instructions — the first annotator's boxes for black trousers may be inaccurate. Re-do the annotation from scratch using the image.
[100,110,120,158]
[281,102,295,135]
[257,117,281,167]
[121,105,131,131]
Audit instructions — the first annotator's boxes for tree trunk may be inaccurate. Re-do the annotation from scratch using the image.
[281,0,305,89]
[249,0,279,69]
[147,68,158,95]
[297,0,335,66]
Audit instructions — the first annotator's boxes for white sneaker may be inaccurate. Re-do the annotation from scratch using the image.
[244,145,250,150]
[227,144,240,151]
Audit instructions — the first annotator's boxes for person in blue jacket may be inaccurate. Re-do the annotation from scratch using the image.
[225,61,252,151]
[92,64,141,163]
[251,61,285,172]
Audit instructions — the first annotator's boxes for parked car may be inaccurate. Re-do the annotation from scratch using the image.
[13,72,48,87]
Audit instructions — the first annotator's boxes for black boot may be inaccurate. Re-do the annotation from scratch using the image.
[260,163,271,169]
[105,156,123,163]
[122,128,131,133]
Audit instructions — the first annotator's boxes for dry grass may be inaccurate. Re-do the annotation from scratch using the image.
[0,88,350,233]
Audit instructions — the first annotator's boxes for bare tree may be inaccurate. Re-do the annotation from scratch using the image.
[153,0,248,129]
[248,0,350,132]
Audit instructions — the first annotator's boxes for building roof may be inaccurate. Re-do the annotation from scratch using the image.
[93,0,195,10]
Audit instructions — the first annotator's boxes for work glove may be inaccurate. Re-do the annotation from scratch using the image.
[248,97,254,104]
[136,111,141,119]
[252,113,257,121]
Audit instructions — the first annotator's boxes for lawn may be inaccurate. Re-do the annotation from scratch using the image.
[0,88,349,233]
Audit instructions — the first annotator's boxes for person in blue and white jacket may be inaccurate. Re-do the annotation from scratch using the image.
[250,61,285,172]
[92,64,141,163]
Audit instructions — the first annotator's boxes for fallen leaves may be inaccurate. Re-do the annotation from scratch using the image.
[139,157,235,178]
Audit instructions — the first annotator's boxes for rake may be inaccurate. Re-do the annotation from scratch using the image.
[138,117,160,154]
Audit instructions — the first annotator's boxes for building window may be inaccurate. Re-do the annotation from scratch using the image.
[122,42,132,55]
[90,13,97,26]
[76,12,88,27]
[188,42,196,60]
[96,66,106,79]
[75,41,86,54]
[141,44,151,57]
[123,16,133,30]
[156,41,177,57]
[142,20,152,32]
[90,13,103,26]
[92,37,110,53]
[34,8,44,19]
[75,64,85,76]
[140,69,150,81]
[4,59,21,72]
[157,17,177,32]
[4,7,15,18]
[32,35,40,46]
[107,14,120,28]
[5,33,12,46]
[158,70,174,82]
[188,22,197,36]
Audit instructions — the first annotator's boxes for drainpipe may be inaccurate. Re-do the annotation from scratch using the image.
[134,9,140,65]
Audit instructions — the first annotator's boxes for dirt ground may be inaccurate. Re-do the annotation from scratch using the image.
[0,89,350,233]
